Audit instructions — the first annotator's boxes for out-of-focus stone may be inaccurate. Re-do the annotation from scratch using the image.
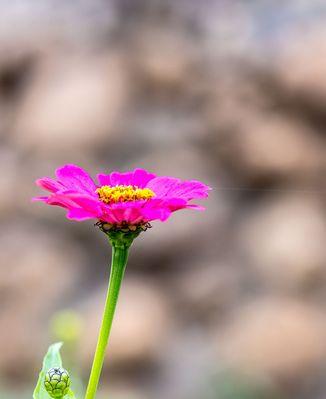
[0,225,85,376]
[13,53,129,155]
[239,195,326,291]
[102,385,150,399]
[217,299,326,382]
[210,112,325,182]
[173,260,241,321]
[80,277,172,367]
[132,27,195,90]
[278,26,326,99]
[237,117,324,180]
[0,149,21,215]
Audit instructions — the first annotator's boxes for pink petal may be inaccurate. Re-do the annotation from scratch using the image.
[131,169,156,187]
[147,177,211,200]
[97,168,156,188]
[97,173,112,186]
[186,204,205,211]
[32,196,50,202]
[162,197,188,211]
[47,194,83,209]
[62,193,103,216]
[107,171,134,186]
[107,201,145,224]
[56,164,97,195]
[142,203,172,221]
[36,177,64,193]
[66,208,97,221]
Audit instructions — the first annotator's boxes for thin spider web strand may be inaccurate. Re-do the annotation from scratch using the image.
[214,187,326,194]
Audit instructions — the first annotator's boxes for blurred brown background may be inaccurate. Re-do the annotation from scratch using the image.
[0,1,326,398]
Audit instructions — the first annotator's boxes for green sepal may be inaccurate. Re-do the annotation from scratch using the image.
[107,229,140,249]
[33,342,77,399]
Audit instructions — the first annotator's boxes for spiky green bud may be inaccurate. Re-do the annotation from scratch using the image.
[44,367,70,398]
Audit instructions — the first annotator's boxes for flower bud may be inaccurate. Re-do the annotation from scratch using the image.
[44,367,70,398]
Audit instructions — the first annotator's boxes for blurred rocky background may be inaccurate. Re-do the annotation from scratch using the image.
[0,0,326,398]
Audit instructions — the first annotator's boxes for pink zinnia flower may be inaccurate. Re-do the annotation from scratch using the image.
[34,164,210,229]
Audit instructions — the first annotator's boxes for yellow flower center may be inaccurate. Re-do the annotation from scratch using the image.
[96,185,155,204]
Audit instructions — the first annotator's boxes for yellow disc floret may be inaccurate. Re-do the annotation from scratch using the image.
[96,185,155,204]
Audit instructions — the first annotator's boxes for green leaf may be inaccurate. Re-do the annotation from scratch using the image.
[66,390,77,399]
[33,342,78,399]
[33,342,63,399]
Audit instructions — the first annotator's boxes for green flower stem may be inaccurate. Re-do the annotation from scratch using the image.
[84,241,130,399]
